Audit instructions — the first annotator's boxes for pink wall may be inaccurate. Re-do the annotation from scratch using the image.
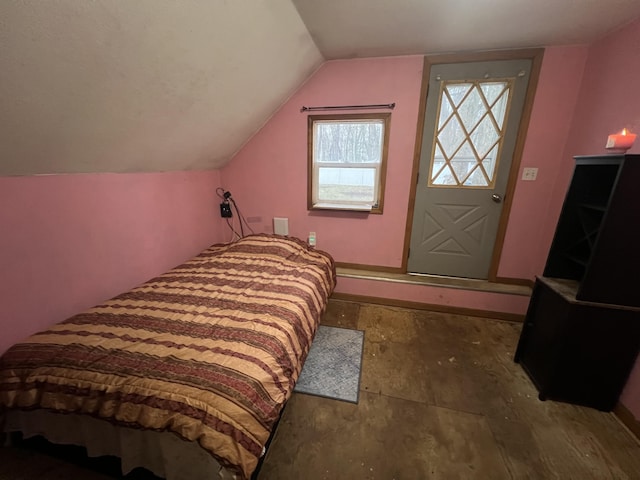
[564,19,640,157]
[222,56,423,267]
[0,170,222,354]
[221,51,586,288]
[560,18,640,420]
[499,47,588,279]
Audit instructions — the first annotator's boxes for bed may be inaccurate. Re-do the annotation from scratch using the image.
[0,234,336,480]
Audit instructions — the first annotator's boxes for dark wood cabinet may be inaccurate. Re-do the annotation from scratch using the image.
[515,154,640,411]
[515,277,640,411]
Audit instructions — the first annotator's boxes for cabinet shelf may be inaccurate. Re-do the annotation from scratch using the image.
[565,255,588,267]
[577,203,606,213]
[543,154,640,307]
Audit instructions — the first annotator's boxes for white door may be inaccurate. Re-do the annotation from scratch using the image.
[408,59,532,279]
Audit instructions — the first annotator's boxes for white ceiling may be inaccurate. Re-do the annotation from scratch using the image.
[1,1,639,176]
[293,0,640,58]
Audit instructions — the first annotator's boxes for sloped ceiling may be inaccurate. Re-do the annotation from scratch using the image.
[0,1,322,175]
[2,1,640,176]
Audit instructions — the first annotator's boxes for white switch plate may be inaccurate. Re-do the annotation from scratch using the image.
[522,167,538,181]
[273,217,289,235]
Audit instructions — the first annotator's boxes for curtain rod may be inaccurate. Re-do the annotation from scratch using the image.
[300,103,395,113]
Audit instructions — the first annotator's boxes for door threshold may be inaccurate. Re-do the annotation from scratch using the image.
[336,267,531,296]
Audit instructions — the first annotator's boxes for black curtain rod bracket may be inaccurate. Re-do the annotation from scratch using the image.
[300,103,395,113]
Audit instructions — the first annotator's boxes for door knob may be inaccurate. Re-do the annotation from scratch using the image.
[491,194,503,203]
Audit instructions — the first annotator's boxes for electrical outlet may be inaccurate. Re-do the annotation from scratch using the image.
[522,167,538,181]
[308,231,316,247]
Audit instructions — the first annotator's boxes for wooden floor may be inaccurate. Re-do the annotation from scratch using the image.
[257,299,640,479]
[1,299,640,479]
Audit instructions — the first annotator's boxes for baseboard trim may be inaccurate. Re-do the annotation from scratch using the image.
[494,276,535,288]
[331,292,525,323]
[335,262,404,274]
[613,402,640,441]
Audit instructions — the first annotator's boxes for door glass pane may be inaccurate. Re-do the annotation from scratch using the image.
[481,83,505,106]
[438,115,464,158]
[438,93,455,130]
[492,93,509,130]
[451,153,475,184]
[429,79,513,188]
[464,166,489,186]
[432,163,456,185]
[482,144,499,178]
[459,88,485,131]
[446,83,472,108]
[471,116,500,158]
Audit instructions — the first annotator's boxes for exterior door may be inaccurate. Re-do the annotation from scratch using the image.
[408,59,532,279]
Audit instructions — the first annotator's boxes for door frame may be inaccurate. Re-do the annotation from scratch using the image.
[402,49,544,282]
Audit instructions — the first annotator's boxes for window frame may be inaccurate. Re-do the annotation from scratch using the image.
[307,113,391,214]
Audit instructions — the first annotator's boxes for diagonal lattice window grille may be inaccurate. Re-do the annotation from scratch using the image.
[429,79,513,188]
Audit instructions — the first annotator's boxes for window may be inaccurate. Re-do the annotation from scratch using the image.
[308,113,391,213]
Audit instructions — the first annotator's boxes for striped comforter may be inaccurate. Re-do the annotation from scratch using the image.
[0,234,336,479]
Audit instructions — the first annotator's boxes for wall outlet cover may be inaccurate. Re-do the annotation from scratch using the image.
[522,167,538,181]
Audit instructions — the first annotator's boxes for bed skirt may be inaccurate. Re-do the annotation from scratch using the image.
[2,410,238,480]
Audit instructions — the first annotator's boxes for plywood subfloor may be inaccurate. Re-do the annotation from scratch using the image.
[257,299,640,479]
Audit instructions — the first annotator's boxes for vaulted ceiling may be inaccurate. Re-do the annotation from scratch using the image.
[2,0,640,175]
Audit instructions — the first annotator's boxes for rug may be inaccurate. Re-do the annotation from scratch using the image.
[294,325,364,404]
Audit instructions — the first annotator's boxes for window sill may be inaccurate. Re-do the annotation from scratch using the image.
[310,203,380,214]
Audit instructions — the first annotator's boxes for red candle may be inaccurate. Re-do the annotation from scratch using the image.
[606,128,636,151]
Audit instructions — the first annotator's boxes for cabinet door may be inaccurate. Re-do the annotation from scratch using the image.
[516,281,570,396]
[516,279,640,411]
